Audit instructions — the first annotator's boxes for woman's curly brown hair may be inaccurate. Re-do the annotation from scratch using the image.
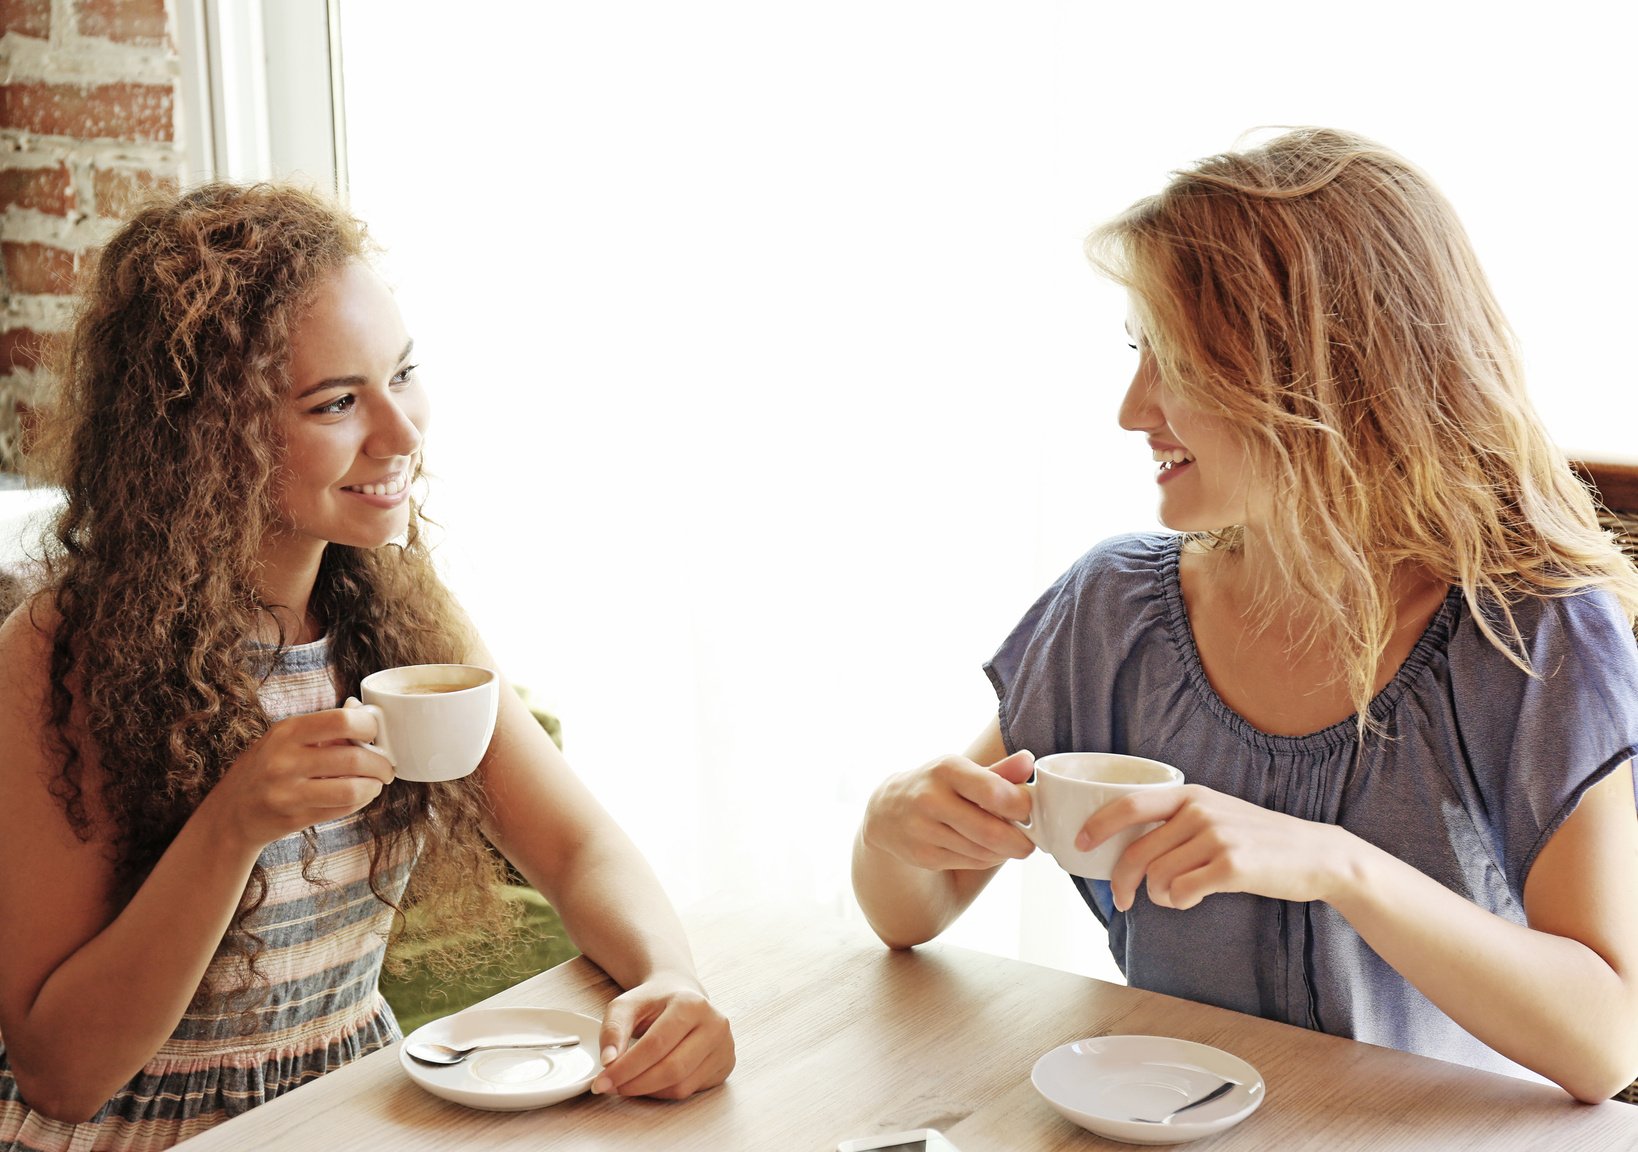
[31,182,510,1006]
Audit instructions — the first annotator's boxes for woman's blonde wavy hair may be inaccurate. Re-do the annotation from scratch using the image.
[32,182,510,1007]
[1087,127,1638,731]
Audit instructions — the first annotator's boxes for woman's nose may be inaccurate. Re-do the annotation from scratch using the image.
[1118,353,1162,432]
[365,394,425,459]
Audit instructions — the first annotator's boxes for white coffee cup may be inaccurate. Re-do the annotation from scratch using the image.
[1015,752,1184,880]
[345,663,500,782]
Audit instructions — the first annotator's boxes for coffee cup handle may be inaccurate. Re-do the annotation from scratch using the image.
[1011,778,1044,849]
[343,697,396,768]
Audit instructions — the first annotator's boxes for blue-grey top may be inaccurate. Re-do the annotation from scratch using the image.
[986,532,1638,1080]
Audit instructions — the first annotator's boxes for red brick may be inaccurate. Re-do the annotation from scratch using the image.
[2,242,78,295]
[76,0,168,47]
[0,327,48,375]
[0,164,74,215]
[93,165,176,218]
[0,0,52,40]
[0,82,175,144]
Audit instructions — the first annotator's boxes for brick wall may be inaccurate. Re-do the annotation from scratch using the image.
[1,0,185,473]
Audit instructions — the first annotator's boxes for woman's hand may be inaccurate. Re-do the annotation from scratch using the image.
[590,972,735,1099]
[1081,784,1353,912]
[201,708,396,850]
[852,720,1029,949]
[861,749,1037,872]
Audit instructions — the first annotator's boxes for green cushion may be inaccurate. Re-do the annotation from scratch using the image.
[380,690,578,1033]
[380,883,580,1034]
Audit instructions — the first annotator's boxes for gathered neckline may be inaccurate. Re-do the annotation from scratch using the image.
[1156,535,1460,753]
[248,634,329,653]
[247,633,332,678]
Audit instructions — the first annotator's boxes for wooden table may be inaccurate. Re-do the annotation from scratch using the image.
[176,901,1638,1151]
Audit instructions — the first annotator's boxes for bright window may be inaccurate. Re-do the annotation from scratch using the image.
[323,1,1633,978]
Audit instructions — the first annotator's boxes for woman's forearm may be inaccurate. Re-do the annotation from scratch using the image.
[532,833,702,992]
[850,728,1024,950]
[1327,830,1638,1102]
[850,825,992,949]
[9,803,261,1121]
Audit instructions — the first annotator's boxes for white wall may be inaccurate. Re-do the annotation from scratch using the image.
[336,0,1635,980]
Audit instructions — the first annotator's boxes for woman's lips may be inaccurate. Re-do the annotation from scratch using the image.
[342,472,407,497]
[1151,447,1194,481]
[341,471,410,507]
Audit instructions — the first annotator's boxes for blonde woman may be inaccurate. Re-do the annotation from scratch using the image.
[0,184,733,1152]
[852,128,1638,1101]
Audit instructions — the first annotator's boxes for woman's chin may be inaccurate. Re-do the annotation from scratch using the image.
[1156,514,1238,536]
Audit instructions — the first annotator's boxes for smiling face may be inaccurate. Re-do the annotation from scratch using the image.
[1117,331,1254,534]
[270,261,428,562]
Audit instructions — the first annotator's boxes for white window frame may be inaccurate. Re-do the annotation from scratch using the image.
[174,0,346,195]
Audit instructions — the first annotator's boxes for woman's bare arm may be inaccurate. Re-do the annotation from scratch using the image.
[1086,764,1638,1102]
[0,604,393,1121]
[470,643,733,1099]
[850,717,1035,948]
[1333,765,1638,1101]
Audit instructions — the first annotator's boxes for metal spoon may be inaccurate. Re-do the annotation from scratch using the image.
[1131,1079,1237,1124]
[406,1035,582,1065]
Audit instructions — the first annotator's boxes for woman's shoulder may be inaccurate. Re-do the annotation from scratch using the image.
[1443,585,1638,752]
[1455,583,1638,669]
[0,592,106,753]
[0,594,69,791]
[0,591,60,694]
[1529,586,1638,689]
[1537,583,1637,634]
[1060,531,1178,586]
[1006,532,1177,644]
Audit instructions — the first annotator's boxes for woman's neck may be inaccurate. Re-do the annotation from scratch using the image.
[1198,530,1446,630]
[253,535,326,644]
[1179,532,1449,735]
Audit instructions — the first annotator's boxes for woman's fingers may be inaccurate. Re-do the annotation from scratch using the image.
[1090,785,1349,910]
[601,1014,714,1098]
[1076,786,1191,851]
[1114,827,1217,911]
[594,986,734,1099]
[209,710,403,846]
[944,756,1033,823]
[867,754,1036,871]
[301,774,389,812]
[921,815,1020,870]
[937,760,1036,857]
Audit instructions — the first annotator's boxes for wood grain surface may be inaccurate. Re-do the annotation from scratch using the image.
[173,901,1638,1151]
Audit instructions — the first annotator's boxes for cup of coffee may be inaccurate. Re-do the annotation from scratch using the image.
[345,663,500,782]
[1015,752,1184,880]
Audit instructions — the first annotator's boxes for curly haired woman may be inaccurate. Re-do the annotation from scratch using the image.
[0,184,733,1152]
[852,128,1638,1101]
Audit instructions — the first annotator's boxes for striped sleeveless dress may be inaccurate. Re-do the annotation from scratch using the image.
[0,638,411,1152]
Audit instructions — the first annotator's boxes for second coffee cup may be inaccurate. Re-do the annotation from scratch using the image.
[1015,752,1184,880]
[346,663,500,782]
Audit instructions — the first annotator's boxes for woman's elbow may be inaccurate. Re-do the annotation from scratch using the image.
[10,1066,108,1125]
[1554,1038,1638,1105]
[856,900,943,951]
[1563,1075,1633,1106]
[868,922,933,951]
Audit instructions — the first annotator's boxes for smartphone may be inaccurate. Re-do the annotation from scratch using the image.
[836,1129,963,1152]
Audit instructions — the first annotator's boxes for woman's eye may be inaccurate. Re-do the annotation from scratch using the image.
[391,363,419,387]
[311,394,355,416]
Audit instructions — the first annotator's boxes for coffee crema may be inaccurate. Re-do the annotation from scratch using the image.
[394,682,472,696]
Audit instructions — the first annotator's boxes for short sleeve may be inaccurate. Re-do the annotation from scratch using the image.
[984,552,1084,757]
[983,534,1181,762]
[1449,589,1638,893]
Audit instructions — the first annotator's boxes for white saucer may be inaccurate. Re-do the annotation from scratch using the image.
[1031,1034,1264,1146]
[399,1006,602,1111]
